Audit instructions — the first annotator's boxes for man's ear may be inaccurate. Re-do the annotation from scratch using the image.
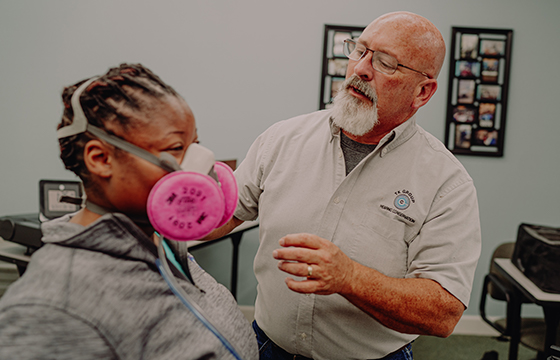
[412,79,438,110]
[83,140,113,178]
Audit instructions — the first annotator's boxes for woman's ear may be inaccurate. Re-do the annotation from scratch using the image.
[412,79,438,110]
[83,140,113,178]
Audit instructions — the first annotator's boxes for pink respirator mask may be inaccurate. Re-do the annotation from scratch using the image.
[146,144,238,241]
[57,77,238,241]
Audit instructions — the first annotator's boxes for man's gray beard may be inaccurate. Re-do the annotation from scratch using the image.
[331,75,379,136]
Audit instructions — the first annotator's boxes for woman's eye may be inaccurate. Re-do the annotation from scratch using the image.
[167,145,184,152]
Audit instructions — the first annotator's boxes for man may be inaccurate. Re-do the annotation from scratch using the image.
[210,11,481,360]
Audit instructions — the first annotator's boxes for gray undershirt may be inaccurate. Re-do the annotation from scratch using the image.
[340,131,377,175]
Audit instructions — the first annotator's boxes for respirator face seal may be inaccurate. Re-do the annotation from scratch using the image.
[58,77,238,241]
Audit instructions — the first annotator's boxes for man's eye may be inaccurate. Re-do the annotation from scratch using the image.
[352,46,365,55]
[376,58,394,70]
[380,60,392,69]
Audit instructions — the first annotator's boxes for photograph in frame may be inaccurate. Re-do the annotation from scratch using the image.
[328,58,349,76]
[477,84,501,101]
[473,129,498,147]
[332,31,351,57]
[323,76,333,106]
[480,39,505,56]
[460,34,479,59]
[453,105,476,123]
[330,77,345,101]
[457,79,476,104]
[481,58,499,83]
[478,103,496,127]
[455,61,480,78]
[455,124,472,149]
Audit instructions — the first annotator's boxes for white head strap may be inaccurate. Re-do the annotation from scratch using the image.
[56,76,217,180]
[56,76,181,173]
[57,77,99,139]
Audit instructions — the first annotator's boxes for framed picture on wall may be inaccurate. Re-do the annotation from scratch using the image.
[319,24,365,110]
[444,27,513,157]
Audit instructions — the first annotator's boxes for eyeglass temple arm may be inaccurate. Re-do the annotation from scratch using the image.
[397,64,432,79]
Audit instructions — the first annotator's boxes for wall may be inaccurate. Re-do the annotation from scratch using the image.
[1,0,559,315]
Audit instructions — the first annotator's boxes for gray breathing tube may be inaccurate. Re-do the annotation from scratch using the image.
[154,234,244,360]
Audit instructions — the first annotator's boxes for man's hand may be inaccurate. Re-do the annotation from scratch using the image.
[202,216,244,241]
[272,233,356,295]
[272,232,465,337]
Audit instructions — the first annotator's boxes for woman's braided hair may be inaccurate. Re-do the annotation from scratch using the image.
[58,63,180,187]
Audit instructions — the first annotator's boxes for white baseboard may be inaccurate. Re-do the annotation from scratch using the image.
[453,314,501,336]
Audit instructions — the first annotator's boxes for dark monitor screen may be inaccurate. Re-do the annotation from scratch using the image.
[39,180,83,220]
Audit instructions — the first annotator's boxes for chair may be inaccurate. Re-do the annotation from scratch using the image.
[479,242,558,360]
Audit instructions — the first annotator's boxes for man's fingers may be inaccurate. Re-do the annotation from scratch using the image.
[285,277,333,295]
[279,233,323,249]
[285,277,315,293]
[278,261,316,278]
[273,247,319,263]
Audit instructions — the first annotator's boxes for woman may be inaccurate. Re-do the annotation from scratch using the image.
[0,63,258,360]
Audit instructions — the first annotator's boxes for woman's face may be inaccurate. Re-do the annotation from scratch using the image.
[104,96,197,219]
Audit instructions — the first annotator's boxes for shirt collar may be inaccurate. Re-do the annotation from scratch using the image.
[329,116,341,142]
[328,114,418,156]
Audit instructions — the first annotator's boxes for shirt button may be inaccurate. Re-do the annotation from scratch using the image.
[334,197,340,204]
[300,333,307,340]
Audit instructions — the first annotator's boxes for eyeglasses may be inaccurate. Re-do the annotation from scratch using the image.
[343,39,432,79]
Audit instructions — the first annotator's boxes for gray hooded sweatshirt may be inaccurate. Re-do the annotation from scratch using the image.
[0,213,258,360]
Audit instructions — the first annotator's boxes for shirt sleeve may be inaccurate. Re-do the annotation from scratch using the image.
[406,179,482,307]
[233,126,275,222]
[0,304,116,360]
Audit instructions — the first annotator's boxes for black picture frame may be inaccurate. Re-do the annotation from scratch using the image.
[319,24,365,110]
[444,27,513,157]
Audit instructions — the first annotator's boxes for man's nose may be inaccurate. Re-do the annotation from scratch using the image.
[352,51,374,82]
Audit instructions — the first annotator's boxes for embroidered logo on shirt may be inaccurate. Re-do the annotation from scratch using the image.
[394,189,415,208]
[394,194,411,210]
[379,189,417,223]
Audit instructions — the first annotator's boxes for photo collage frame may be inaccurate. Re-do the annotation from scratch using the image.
[319,24,365,110]
[444,27,513,157]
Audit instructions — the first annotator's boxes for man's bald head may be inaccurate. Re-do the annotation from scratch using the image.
[362,11,446,78]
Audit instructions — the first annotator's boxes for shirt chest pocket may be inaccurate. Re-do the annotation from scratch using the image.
[351,212,408,278]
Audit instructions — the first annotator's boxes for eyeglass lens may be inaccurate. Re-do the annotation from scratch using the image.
[343,40,399,75]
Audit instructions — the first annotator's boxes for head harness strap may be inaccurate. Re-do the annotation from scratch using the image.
[56,76,180,173]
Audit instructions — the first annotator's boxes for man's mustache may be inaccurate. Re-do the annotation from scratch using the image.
[344,75,378,103]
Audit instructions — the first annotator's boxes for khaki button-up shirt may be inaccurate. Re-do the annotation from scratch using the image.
[234,110,481,359]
